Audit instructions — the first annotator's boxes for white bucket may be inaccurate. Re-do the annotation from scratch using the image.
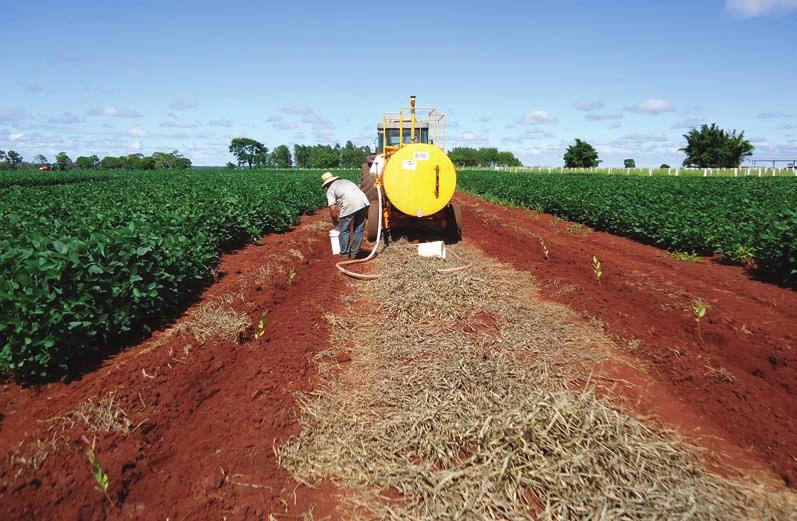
[329,229,341,255]
[417,241,446,259]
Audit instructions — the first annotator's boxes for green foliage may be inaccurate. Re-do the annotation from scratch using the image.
[624,159,636,168]
[55,152,73,170]
[6,150,23,167]
[271,144,293,168]
[339,140,370,168]
[35,154,48,165]
[0,168,356,379]
[680,124,754,168]
[229,137,267,169]
[75,155,100,169]
[448,147,521,168]
[310,145,340,169]
[459,171,797,282]
[564,139,600,168]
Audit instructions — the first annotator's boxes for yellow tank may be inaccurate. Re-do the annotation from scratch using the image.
[382,143,457,218]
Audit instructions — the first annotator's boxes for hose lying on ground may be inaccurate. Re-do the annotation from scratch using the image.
[335,185,470,280]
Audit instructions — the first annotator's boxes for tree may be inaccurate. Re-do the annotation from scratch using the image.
[229,137,267,169]
[660,163,671,169]
[35,154,48,165]
[339,140,367,168]
[624,158,636,168]
[294,144,311,168]
[271,144,293,168]
[680,123,754,168]
[75,156,94,168]
[310,145,340,168]
[563,139,600,168]
[0,150,6,163]
[448,147,520,167]
[100,156,123,169]
[54,152,72,170]
[7,150,23,166]
[226,161,237,169]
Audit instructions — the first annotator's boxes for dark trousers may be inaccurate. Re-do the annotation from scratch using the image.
[338,206,369,255]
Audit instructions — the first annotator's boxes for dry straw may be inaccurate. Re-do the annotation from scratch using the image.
[279,242,795,520]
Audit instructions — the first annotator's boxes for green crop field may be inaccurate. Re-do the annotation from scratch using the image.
[0,168,356,378]
[458,171,797,281]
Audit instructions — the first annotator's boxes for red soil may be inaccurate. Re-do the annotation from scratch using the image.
[457,193,797,487]
[0,214,346,520]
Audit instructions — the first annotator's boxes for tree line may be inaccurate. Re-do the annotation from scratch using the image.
[447,147,522,168]
[228,138,371,169]
[563,123,755,169]
[0,149,191,171]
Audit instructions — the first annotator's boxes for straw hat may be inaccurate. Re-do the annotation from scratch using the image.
[320,172,339,188]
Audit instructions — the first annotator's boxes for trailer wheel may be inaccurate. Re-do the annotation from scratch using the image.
[366,203,380,242]
[448,203,462,241]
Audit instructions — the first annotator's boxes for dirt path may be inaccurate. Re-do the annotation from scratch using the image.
[456,192,797,487]
[1,213,346,520]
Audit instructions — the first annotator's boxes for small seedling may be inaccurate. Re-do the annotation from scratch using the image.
[691,299,707,346]
[254,311,268,340]
[82,436,111,502]
[287,268,296,287]
[539,238,549,260]
[592,256,602,285]
[666,251,701,263]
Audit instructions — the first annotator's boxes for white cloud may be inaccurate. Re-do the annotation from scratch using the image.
[160,119,201,129]
[0,107,33,122]
[89,106,142,118]
[273,120,299,130]
[625,98,675,114]
[170,97,199,110]
[726,0,797,17]
[9,132,24,141]
[671,118,702,129]
[757,111,790,119]
[128,127,149,137]
[282,105,314,115]
[518,110,557,125]
[621,132,668,143]
[49,112,83,124]
[209,119,232,127]
[585,113,623,121]
[574,100,604,112]
[131,140,143,151]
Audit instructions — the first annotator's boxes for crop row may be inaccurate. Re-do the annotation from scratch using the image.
[0,169,352,379]
[458,171,797,281]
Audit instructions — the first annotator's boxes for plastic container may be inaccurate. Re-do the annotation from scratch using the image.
[417,241,446,259]
[329,229,341,255]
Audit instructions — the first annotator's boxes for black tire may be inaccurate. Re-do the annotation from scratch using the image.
[359,162,378,203]
[448,203,462,241]
[366,203,380,242]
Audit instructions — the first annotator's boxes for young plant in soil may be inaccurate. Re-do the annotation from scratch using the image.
[82,436,111,503]
[254,310,268,340]
[691,299,708,347]
[592,256,603,285]
[539,238,549,260]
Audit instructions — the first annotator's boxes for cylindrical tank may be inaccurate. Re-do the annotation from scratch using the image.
[381,143,457,218]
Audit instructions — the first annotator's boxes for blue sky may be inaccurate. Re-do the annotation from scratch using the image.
[1,0,796,166]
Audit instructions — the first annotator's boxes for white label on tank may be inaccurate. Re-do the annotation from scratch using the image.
[402,160,417,170]
[414,151,429,161]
